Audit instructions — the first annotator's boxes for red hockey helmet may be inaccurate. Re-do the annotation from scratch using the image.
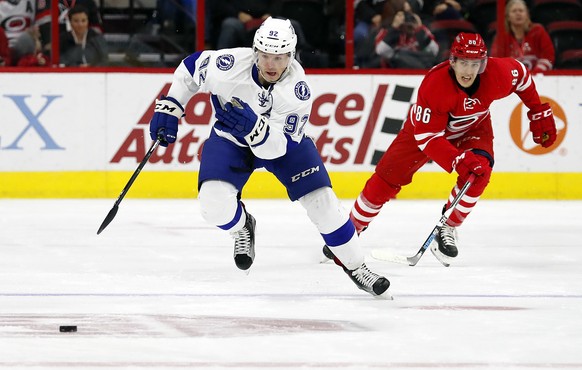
[449,32,488,73]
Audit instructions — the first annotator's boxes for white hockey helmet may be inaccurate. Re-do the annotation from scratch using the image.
[253,17,297,58]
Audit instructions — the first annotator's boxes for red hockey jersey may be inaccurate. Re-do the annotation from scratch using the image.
[407,57,542,173]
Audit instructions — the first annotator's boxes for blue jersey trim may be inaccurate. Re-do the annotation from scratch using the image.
[321,219,356,247]
[183,52,203,75]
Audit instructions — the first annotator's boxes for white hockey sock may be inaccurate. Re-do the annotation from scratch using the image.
[327,232,365,270]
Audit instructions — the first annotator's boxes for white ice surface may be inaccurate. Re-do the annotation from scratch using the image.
[0,198,581,369]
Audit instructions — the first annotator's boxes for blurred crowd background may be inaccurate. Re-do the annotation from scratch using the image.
[1,0,581,70]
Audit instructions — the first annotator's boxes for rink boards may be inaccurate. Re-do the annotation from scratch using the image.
[0,71,580,199]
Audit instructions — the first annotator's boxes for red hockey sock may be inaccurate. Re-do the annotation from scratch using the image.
[350,174,399,233]
[445,185,479,226]
[350,193,382,234]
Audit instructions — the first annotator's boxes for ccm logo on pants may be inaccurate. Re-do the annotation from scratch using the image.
[291,166,320,182]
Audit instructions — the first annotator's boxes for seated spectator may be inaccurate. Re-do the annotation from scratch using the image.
[490,0,554,73]
[37,0,103,54]
[0,26,9,66]
[374,9,439,68]
[211,0,276,49]
[354,0,415,67]
[354,0,389,64]
[59,5,108,67]
[11,26,49,67]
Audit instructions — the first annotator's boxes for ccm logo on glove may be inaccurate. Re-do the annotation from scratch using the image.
[155,100,182,116]
[529,108,552,121]
[149,95,184,146]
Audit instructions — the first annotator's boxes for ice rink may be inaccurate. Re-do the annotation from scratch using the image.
[0,198,581,369]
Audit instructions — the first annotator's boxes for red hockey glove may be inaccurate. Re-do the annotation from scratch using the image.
[452,151,492,190]
[527,103,556,148]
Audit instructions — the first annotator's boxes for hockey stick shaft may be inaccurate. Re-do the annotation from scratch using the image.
[97,138,161,235]
[405,174,475,266]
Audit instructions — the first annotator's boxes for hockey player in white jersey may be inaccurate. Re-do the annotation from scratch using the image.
[149,17,390,297]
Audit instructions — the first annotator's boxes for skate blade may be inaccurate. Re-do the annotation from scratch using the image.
[375,289,394,300]
[429,243,452,267]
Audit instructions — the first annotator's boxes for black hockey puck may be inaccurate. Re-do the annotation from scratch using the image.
[59,325,77,333]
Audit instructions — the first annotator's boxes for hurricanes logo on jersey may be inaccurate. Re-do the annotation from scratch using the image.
[463,97,481,110]
[448,110,489,139]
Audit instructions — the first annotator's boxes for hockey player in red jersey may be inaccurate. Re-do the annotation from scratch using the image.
[324,32,557,266]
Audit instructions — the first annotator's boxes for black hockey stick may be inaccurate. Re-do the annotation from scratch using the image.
[97,138,161,235]
[371,174,475,267]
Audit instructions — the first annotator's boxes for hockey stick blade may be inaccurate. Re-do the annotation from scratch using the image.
[96,138,161,235]
[370,245,430,266]
[371,174,475,267]
[97,205,119,235]
[371,223,448,266]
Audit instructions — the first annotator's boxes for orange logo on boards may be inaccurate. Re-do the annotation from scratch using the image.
[509,97,566,155]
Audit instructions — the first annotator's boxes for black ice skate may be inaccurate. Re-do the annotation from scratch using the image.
[430,224,458,266]
[344,263,391,297]
[232,212,256,270]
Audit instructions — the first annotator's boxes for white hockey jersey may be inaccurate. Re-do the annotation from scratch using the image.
[167,47,313,160]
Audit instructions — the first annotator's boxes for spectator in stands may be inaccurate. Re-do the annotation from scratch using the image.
[354,0,388,56]
[490,0,554,73]
[373,7,439,68]
[210,0,277,49]
[59,5,108,67]
[0,26,9,66]
[354,0,429,67]
[37,0,102,58]
[11,26,49,67]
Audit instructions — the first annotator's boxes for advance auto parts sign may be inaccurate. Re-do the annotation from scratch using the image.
[108,75,573,172]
